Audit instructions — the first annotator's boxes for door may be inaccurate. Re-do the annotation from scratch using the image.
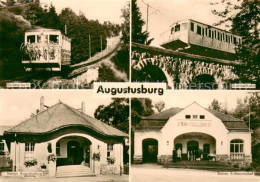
[67,141,81,165]
[143,139,158,163]
[203,143,210,160]
[187,140,199,160]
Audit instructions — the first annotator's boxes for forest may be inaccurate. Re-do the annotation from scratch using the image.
[0,1,122,79]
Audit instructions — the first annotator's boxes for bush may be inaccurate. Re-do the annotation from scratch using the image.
[24,159,37,167]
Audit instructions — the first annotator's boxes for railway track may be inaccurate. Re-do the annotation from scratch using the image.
[68,37,123,78]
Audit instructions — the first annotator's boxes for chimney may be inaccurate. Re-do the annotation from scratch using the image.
[40,96,44,112]
[81,101,85,113]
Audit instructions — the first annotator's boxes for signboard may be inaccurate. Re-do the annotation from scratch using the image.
[177,121,212,127]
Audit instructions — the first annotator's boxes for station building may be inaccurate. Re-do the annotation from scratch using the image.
[2,97,128,176]
[133,102,251,167]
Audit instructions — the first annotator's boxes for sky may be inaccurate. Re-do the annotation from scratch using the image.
[42,0,128,24]
[149,90,252,112]
[137,0,240,47]
[0,90,112,126]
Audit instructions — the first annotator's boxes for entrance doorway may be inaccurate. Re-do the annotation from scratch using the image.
[142,139,158,163]
[67,140,83,165]
[187,140,199,160]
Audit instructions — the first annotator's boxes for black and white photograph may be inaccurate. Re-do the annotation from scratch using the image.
[131,0,259,89]
[131,91,260,181]
[0,90,129,181]
[0,0,260,181]
[0,0,130,89]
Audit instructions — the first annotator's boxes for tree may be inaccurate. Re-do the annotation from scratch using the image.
[154,101,165,113]
[131,98,154,126]
[209,99,227,114]
[233,92,260,130]
[94,98,129,133]
[211,0,260,84]
[121,2,130,43]
[132,0,154,45]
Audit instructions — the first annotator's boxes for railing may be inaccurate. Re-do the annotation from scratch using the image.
[21,43,61,62]
[230,153,245,160]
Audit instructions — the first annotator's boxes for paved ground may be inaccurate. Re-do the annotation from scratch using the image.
[0,175,129,182]
[131,164,260,182]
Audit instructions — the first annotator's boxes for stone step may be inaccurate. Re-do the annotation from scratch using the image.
[56,165,95,178]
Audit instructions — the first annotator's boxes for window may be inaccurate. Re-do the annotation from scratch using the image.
[171,27,174,34]
[25,143,35,152]
[49,35,59,44]
[27,35,35,43]
[208,29,212,38]
[230,139,243,153]
[193,115,198,119]
[0,142,4,151]
[190,22,194,32]
[200,115,205,119]
[185,115,191,119]
[197,25,201,35]
[202,28,204,36]
[205,28,208,36]
[107,144,114,157]
[56,142,60,156]
[25,143,35,160]
[175,24,180,32]
[218,32,221,40]
[234,37,237,45]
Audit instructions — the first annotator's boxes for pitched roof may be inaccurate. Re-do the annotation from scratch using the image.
[135,104,248,131]
[6,102,127,137]
[145,107,183,120]
[0,126,13,136]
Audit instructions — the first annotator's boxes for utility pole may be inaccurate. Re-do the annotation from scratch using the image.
[65,25,67,35]
[249,97,251,132]
[146,3,149,32]
[89,34,91,58]
[100,35,102,51]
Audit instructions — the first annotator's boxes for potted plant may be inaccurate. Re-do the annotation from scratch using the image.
[47,154,57,163]
[107,156,115,165]
[24,159,37,167]
[92,152,101,162]
[40,163,47,170]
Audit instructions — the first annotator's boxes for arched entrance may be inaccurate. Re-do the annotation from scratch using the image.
[56,136,92,166]
[190,74,218,89]
[142,138,158,163]
[133,64,168,83]
[174,132,216,161]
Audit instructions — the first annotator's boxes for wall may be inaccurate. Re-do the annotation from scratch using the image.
[132,50,239,89]
[9,132,124,175]
[161,103,229,156]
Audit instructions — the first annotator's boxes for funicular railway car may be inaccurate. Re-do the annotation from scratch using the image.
[160,19,242,60]
[21,28,71,71]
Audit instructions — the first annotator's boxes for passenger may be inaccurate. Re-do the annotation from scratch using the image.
[177,148,182,161]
